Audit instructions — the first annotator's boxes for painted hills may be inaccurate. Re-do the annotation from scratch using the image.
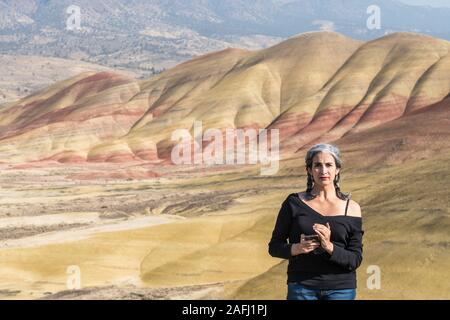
[0,31,449,166]
[0,31,449,300]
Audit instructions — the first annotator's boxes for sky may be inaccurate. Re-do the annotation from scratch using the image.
[399,0,450,7]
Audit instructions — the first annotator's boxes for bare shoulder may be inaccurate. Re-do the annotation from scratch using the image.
[347,199,362,217]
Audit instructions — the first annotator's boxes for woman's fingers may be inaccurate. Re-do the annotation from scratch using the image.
[314,230,329,247]
[313,227,326,235]
[303,241,319,248]
[304,245,319,252]
[314,229,326,238]
[313,225,330,238]
[313,223,331,232]
[314,228,326,238]
[300,240,320,253]
[313,225,328,233]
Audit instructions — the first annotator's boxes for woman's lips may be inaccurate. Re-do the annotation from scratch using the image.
[320,177,329,179]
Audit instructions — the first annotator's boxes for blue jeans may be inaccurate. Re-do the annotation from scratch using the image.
[287,283,356,300]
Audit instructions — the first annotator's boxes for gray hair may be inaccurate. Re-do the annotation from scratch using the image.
[304,143,351,200]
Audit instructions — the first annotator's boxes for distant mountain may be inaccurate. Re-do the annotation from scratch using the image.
[1,0,450,72]
[399,0,450,7]
[0,31,449,165]
[0,54,128,104]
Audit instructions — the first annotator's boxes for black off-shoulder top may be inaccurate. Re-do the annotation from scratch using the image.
[268,193,364,289]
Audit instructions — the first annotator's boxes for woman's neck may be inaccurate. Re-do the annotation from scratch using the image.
[310,186,337,201]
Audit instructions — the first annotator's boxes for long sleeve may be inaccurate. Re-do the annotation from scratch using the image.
[268,198,294,260]
[325,220,364,271]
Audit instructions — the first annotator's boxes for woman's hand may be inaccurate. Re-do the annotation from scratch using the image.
[313,222,334,255]
[291,234,321,256]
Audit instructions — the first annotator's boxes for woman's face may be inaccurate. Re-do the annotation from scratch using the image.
[307,152,340,186]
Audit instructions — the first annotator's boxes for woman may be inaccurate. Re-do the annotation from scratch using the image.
[268,143,364,300]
